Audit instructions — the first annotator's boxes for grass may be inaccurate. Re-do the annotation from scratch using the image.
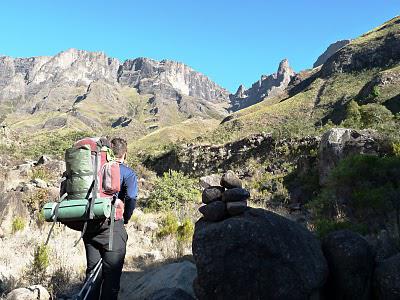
[11,217,26,233]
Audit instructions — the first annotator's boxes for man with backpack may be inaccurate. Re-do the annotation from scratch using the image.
[82,137,138,300]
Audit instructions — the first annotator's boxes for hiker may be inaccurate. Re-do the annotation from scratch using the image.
[82,137,138,300]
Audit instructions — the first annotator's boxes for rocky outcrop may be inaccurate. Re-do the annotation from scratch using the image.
[373,253,400,300]
[0,49,230,124]
[318,128,385,185]
[321,17,400,77]
[313,40,351,68]
[118,58,229,103]
[192,208,328,299]
[229,59,295,111]
[6,285,50,300]
[120,261,196,300]
[322,230,374,300]
[145,133,319,176]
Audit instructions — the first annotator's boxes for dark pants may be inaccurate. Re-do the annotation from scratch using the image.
[83,220,128,300]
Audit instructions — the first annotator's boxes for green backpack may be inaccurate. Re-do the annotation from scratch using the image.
[43,137,121,250]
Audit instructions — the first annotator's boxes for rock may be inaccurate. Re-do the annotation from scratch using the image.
[374,230,399,263]
[226,201,247,216]
[318,128,383,185]
[138,250,163,262]
[6,285,50,300]
[192,208,328,299]
[147,288,195,300]
[229,59,295,111]
[313,40,351,68]
[220,170,242,189]
[36,155,50,165]
[198,201,227,222]
[322,230,374,300]
[321,20,400,77]
[199,174,221,189]
[201,186,224,204]
[120,261,197,300]
[42,117,67,129]
[222,188,250,202]
[21,183,35,193]
[143,221,159,232]
[112,116,132,128]
[31,178,47,188]
[17,163,32,176]
[0,191,29,234]
[374,253,400,300]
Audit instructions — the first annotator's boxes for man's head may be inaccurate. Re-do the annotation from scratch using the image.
[110,137,128,161]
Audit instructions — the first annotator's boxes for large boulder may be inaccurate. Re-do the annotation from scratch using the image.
[6,285,50,300]
[120,260,197,300]
[146,288,195,300]
[374,253,400,300]
[0,191,29,234]
[318,128,384,185]
[322,230,374,300]
[192,208,328,300]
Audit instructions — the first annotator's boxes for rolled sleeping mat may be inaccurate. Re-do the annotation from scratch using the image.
[42,198,112,222]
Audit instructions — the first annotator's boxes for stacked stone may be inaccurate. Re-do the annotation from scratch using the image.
[199,170,250,222]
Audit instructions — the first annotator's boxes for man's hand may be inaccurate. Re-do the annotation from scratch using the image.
[115,199,124,221]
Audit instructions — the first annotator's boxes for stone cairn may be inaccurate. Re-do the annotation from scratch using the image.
[199,170,250,221]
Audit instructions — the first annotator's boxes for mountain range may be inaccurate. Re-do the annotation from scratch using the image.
[1,16,399,154]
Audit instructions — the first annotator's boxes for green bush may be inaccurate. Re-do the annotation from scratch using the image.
[371,85,381,98]
[22,130,94,159]
[342,101,393,129]
[314,219,368,238]
[359,103,393,127]
[31,166,51,181]
[392,142,400,157]
[24,244,49,284]
[343,100,361,127]
[11,217,26,233]
[147,170,200,211]
[177,218,194,243]
[308,154,400,236]
[156,213,179,239]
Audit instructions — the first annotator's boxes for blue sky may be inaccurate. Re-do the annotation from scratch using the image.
[1,1,399,92]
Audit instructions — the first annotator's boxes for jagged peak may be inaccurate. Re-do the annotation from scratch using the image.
[277,58,294,75]
[234,84,246,98]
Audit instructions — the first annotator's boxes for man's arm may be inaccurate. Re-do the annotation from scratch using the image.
[122,170,138,224]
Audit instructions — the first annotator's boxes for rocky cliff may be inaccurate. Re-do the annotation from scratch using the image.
[229,59,295,111]
[313,40,351,68]
[0,49,230,130]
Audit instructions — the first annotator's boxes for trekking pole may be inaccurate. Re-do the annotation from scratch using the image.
[76,258,103,300]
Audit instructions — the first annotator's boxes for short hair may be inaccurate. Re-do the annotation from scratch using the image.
[110,138,127,158]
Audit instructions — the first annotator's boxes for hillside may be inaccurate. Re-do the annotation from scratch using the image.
[201,16,400,145]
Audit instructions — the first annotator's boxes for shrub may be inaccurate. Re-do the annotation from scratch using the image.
[371,85,381,98]
[22,130,94,159]
[392,142,400,157]
[147,170,200,211]
[24,189,49,217]
[31,166,51,182]
[308,154,400,236]
[314,219,368,238]
[156,213,179,239]
[48,266,73,297]
[177,218,194,243]
[24,244,49,284]
[343,100,361,127]
[11,217,26,233]
[359,103,393,127]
